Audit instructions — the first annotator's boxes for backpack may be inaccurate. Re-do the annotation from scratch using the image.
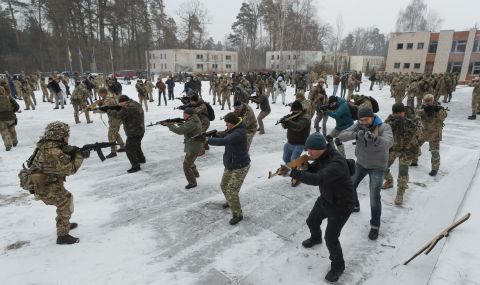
[346,158,356,176]
[347,102,359,120]
[368,96,380,113]
[204,102,215,121]
[18,148,39,194]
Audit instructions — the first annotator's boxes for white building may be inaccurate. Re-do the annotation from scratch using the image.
[266,51,324,71]
[349,56,385,73]
[147,49,238,74]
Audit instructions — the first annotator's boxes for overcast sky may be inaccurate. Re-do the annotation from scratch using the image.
[165,0,480,43]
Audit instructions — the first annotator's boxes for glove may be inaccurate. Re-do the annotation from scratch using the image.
[98,105,108,112]
[80,150,90,158]
[364,131,376,142]
[355,129,365,140]
[277,165,291,177]
[62,145,80,155]
[326,135,333,143]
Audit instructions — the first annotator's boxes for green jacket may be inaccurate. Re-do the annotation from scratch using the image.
[168,114,203,154]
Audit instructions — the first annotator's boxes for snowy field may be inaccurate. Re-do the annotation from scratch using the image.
[0,78,479,285]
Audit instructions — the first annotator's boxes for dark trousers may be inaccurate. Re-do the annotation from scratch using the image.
[126,135,145,168]
[168,89,174,100]
[158,90,167,105]
[306,197,351,270]
[340,85,346,98]
[369,80,375,91]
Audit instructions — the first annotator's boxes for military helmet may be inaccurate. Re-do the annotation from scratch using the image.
[43,121,70,141]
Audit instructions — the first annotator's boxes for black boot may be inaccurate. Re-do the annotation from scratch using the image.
[56,234,80,245]
[185,183,197,189]
[117,147,126,152]
[302,234,322,248]
[410,161,418,167]
[368,228,379,240]
[127,166,141,173]
[229,215,243,225]
[468,114,476,120]
[325,267,345,283]
[429,169,438,176]
[69,222,78,230]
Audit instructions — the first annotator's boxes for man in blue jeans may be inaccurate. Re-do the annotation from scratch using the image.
[338,107,393,240]
[281,100,311,186]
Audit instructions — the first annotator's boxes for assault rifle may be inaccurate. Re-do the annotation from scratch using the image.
[88,105,122,112]
[147,117,185,127]
[275,111,304,125]
[317,104,331,111]
[248,95,260,101]
[63,142,119,161]
[404,213,471,265]
[174,103,191,110]
[268,154,312,179]
[203,129,218,137]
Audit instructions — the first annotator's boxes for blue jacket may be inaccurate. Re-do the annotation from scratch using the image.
[327,97,354,131]
[208,123,251,170]
[165,78,175,90]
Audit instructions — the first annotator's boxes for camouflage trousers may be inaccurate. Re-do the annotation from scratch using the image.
[246,131,255,151]
[472,92,480,114]
[413,139,440,171]
[394,94,404,104]
[23,93,35,110]
[384,151,411,194]
[41,87,50,102]
[183,152,199,185]
[257,110,270,133]
[0,120,17,148]
[329,128,345,157]
[407,93,418,109]
[108,120,124,153]
[221,92,231,110]
[30,92,37,105]
[139,96,148,112]
[33,180,74,236]
[221,165,250,217]
[346,89,354,102]
[73,103,91,123]
[265,87,274,99]
[212,90,221,105]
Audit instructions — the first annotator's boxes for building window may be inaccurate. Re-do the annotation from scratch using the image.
[196,64,203,70]
[447,61,462,73]
[451,40,467,53]
[473,39,480,53]
[287,65,290,69]
[414,63,421,69]
[271,64,274,69]
[293,55,296,59]
[226,64,231,69]
[160,54,162,59]
[212,63,218,69]
[417,42,424,49]
[271,55,274,60]
[160,63,163,69]
[226,55,232,61]
[165,63,167,69]
[403,63,410,69]
[196,54,203,60]
[394,63,400,69]
[277,55,279,60]
[276,64,279,69]
[397,43,404,50]
[428,41,438,53]
[407,43,413,49]
[153,63,156,69]
[288,55,291,60]
[468,62,480,75]
[164,54,166,59]
[322,55,326,60]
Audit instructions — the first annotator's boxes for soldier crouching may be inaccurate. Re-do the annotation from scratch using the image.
[30,121,90,244]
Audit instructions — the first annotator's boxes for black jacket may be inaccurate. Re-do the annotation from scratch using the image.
[284,112,310,145]
[47,80,61,93]
[208,123,250,170]
[290,145,355,214]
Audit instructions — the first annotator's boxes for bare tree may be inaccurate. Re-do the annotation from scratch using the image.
[395,0,443,32]
[177,0,210,49]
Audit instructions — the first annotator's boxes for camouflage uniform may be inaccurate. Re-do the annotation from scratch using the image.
[30,122,85,238]
[71,84,92,124]
[221,165,250,216]
[211,78,221,105]
[383,112,422,204]
[20,81,35,110]
[392,77,406,104]
[468,79,480,118]
[347,76,356,102]
[235,103,257,150]
[13,79,23,100]
[406,79,421,109]
[135,82,149,112]
[40,80,51,102]
[265,76,275,99]
[352,95,373,110]
[413,100,447,172]
[0,86,19,150]
[434,74,447,103]
[167,114,203,186]
[220,79,231,110]
[102,95,125,154]
[145,80,155,102]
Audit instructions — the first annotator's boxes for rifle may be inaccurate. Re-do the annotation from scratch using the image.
[147,117,185,127]
[88,105,122,112]
[403,213,471,265]
[317,104,330,111]
[174,103,192,110]
[268,154,312,179]
[63,142,119,161]
[248,95,260,101]
[275,111,303,125]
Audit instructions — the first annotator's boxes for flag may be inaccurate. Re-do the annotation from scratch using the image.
[109,47,113,60]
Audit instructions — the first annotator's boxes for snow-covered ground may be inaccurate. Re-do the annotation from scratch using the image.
[0,79,479,285]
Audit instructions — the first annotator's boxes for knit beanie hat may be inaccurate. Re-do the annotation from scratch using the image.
[392,103,405,113]
[305,132,327,150]
[290,100,303,111]
[224,112,240,125]
[118,95,130,103]
[358,107,374,118]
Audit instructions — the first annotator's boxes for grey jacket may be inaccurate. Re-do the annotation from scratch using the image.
[338,115,393,170]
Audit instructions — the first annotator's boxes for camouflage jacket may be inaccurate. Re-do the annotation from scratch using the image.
[135,83,147,97]
[237,103,258,134]
[469,81,480,94]
[192,99,210,131]
[119,100,145,137]
[407,81,421,97]
[384,115,421,154]
[416,104,447,141]
[71,85,89,104]
[31,140,84,184]
[168,114,203,154]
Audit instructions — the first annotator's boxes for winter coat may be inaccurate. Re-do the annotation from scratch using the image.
[338,115,393,170]
[0,95,19,121]
[237,103,258,135]
[326,97,354,131]
[283,112,311,145]
[168,114,203,154]
[208,122,251,170]
[165,79,175,91]
[290,144,355,214]
[119,100,145,137]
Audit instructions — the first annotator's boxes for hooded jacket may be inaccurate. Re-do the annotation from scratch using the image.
[327,97,354,131]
